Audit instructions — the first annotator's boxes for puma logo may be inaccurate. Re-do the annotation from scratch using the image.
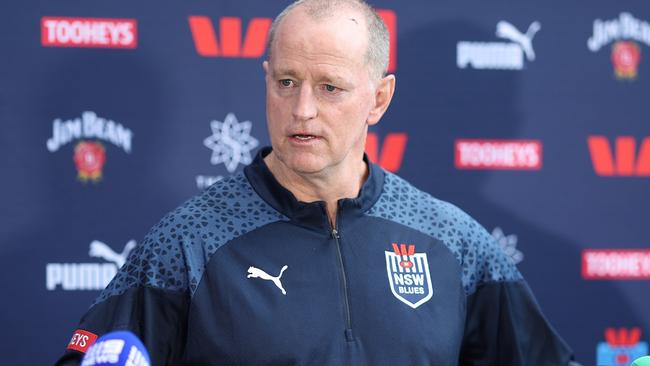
[88,240,137,268]
[247,265,288,295]
[496,21,541,61]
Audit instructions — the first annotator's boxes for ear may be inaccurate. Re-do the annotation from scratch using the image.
[367,74,396,126]
[263,60,270,80]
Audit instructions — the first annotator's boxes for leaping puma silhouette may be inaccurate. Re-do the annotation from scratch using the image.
[89,240,137,268]
[247,265,288,295]
[496,21,541,61]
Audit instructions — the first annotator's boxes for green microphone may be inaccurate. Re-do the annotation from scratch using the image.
[632,356,650,366]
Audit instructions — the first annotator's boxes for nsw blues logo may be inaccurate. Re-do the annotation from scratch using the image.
[385,244,433,309]
[596,327,648,366]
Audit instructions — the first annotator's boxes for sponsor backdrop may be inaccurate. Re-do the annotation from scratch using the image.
[0,0,649,364]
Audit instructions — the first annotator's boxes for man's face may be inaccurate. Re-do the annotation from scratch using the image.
[264,7,378,176]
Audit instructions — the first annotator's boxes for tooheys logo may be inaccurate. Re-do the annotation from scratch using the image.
[588,136,650,177]
[596,328,648,366]
[455,139,542,170]
[588,13,650,80]
[582,249,650,280]
[188,9,397,72]
[365,132,407,173]
[46,240,136,291]
[385,244,433,309]
[41,17,137,48]
[67,329,99,353]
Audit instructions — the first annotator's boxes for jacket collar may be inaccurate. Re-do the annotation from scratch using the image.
[244,147,385,232]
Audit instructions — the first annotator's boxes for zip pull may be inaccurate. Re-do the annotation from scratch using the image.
[331,229,340,239]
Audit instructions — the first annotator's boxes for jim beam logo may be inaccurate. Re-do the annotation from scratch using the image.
[385,244,433,309]
[588,12,650,80]
[46,111,133,183]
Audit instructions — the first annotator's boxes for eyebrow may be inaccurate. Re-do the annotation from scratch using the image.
[318,75,347,86]
[271,67,301,79]
[272,67,347,85]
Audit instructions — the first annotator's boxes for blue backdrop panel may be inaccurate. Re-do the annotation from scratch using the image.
[1,0,649,364]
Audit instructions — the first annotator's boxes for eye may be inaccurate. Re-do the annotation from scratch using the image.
[323,84,339,93]
[279,79,294,88]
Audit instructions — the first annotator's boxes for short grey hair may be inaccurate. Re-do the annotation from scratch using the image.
[267,0,390,81]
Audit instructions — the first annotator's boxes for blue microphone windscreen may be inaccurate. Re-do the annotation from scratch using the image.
[80,330,150,366]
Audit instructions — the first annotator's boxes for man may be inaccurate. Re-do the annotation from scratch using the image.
[56,0,578,365]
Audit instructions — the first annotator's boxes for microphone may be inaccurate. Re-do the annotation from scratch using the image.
[80,330,150,366]
[633,356,650,366]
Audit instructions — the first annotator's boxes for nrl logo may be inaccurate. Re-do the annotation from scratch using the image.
[385,244,433,309]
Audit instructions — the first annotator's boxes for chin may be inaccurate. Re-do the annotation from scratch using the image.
[286,157,329,175]
[278,150,330,175]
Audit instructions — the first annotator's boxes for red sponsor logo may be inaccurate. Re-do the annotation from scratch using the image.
[582,249,650,279]
[188,9,397,72]
[366,132,407,173]
[188,16,271,58]
[611,41,641,80]
[41,17,137,49]
[67,329,98,353]
[73,141,106,182]
[455,139,542,170]
[588,136,650,176]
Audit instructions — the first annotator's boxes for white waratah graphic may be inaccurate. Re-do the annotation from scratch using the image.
[247,265,288,295]
[89,239,137,268]
[492,227,524,264]
[203,113,259,173]
[496,21,541,61]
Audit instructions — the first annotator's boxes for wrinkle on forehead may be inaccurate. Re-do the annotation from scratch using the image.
[280,40,356,64]
[268,5,372,83]
[271,40,363,82]
[274,11,366,58]
[270,54,356,87]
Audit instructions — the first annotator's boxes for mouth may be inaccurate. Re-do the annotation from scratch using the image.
[291,134,317,141]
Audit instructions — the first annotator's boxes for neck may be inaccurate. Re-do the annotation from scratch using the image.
[264,151,368,228]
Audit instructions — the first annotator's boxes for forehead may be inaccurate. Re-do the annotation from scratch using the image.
[269,7,369,77]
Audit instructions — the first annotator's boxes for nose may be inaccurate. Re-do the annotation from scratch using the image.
[292,85,318,121]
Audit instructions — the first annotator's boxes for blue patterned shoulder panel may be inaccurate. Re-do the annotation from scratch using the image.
[93,173,287,305]
[366,171,521,295]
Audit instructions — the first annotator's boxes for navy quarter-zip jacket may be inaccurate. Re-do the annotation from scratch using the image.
[56,147,574,365]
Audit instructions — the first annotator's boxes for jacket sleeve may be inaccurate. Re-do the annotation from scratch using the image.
[429,201,578,366]
[459,279,576,366]
[54,211,192,366]
[444,205,576,366]
[54,286,189,366]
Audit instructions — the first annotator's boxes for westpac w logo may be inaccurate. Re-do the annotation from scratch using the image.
[365,132,408,173]
[188,16,271,58]
[188,10,397,72]
[588,136,650,176]
[385,244,433,309]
